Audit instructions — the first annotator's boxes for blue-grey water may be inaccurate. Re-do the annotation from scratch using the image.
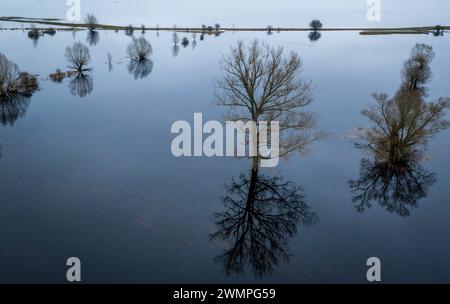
[0,2,449,283]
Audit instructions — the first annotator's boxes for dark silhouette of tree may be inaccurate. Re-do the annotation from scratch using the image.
[350,43,449,216]
[216,40,324,167]
[127,58,153,79]
[308,20,323,42]
[432,25,444,37]
[350,157,436,217]
[86,30,100,46]
[310,20,323,31]
[266,25,273,35]
[85,14,98,32]
[308,31,322,41]
[0,53,39,125]
[214,23,221,32]
[211,167,318,277]
[69,73,93,98]
[181,37,189,48]
[65,42,91,73]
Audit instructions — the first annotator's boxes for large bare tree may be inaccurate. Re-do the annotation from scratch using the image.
[216,40,324,166]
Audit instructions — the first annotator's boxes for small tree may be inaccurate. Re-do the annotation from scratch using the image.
[85,14,98,31]
[65,42,91,73]
[127,37,152,61]
[310,20,323,31]
[214,23,221,31]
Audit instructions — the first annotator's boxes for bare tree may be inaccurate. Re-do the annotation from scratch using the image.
[127,37,152,61]
[65,42,91,73]
[85,14,98,32]
[214,23,221,32]
[216,40,324,167]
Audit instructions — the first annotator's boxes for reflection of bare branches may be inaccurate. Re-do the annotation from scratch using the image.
[211,168,318,277]
[86,30,100,46]
[127,58,153,79]
[350,158,435,217]
[0,94,31,126]
[69,73,93,98]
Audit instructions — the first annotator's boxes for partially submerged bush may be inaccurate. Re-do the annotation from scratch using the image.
[0,53,39,98]
[65,42,91,73]
[49,69,76,82]
[0,53,39,125]
[127,37,152,61]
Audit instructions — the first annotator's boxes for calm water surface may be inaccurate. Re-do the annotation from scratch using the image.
[0,24,449,283]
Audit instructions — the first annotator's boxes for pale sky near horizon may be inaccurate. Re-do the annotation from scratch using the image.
[1,0,450,27]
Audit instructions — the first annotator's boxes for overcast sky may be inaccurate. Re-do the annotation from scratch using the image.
[2,0,450,27]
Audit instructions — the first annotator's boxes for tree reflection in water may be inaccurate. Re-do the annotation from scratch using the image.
[350,44,449,216]
[211,168,318,277]
[69,73,93,98]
